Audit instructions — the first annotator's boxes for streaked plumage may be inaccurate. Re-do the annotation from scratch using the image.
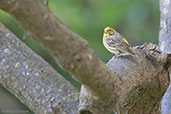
[103,26,134,55]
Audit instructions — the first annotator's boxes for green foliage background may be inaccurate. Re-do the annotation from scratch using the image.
[0,0,159,113]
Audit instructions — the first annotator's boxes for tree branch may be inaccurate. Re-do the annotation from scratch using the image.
[0,22,79,114]
[159,0,171,113]
[0,0,171,114]
[80,43,170,114]
[0,0,123,113]
[159,0,171,54]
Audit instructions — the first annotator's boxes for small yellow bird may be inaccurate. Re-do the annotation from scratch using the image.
[103,26,134,55]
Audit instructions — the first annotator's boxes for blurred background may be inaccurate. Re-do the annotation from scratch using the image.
[0,0,159,113]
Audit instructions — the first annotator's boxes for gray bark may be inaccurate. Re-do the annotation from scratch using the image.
[0,22,79,114]
[80,43,170,114]
[160,0,171,114]
[0,0,171,114]
[0,0,123,113]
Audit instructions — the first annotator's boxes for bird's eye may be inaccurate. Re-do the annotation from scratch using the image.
[108,30,114,35]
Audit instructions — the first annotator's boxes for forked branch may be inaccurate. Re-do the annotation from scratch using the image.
[0,0,170,114]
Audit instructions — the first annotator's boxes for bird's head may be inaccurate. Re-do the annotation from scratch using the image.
[103,26,116,38]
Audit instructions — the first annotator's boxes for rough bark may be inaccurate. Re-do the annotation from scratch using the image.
[0,0,171,114]
[0,0,123,113]
[80,43,171,114]
[0,22,79,114]
[109,44,170,114]
[159,0,171,114]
